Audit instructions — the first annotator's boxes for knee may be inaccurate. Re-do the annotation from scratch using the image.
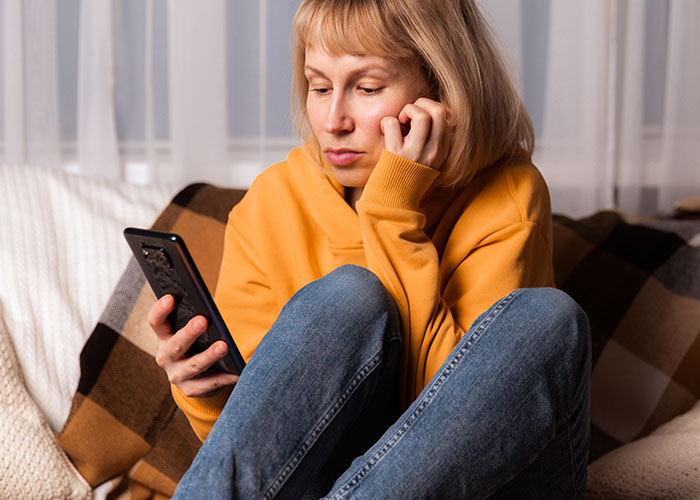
[510,288,591,384]
[312,265,397,320]
[523,287,588,333]
[284,265,400,345]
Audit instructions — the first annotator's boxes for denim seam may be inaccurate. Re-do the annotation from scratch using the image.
[563,403,578,497]
[263,334,400,500]
[327,290,523,500]
[562,364,590,498]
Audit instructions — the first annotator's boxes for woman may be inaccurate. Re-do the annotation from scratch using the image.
[149,0,591,498]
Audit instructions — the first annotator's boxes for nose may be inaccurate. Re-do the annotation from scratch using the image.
[324,94,354,134]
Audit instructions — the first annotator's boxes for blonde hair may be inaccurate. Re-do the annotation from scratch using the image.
[291,0,535,189]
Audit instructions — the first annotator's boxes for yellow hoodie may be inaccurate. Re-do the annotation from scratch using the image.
[172,145,554,441]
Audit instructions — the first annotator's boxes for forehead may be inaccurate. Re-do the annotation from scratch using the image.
[304,45,399,76]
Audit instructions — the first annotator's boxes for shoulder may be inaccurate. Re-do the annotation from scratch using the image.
[248,159,294,197]
[238,145,318,203]
[440,158,552,256]
[225,159,293,234]
[441,159,554,277]
[461,158,551,226]
[227,146,320,229]
[232,148,306,211]
[498,160,550,215]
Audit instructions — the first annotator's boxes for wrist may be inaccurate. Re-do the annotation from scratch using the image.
[360,149,440,210]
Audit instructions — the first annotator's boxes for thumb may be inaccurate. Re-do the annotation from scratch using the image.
[381,116,403,154]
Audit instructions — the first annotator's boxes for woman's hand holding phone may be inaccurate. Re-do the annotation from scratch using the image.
[380,97,450,170]
[148,294,239,398]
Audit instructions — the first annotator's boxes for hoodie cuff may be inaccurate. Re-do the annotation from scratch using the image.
[360,150,440,211]
[171,383,233,441]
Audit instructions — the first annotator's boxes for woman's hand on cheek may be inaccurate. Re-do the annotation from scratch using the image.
[380,97,450,170]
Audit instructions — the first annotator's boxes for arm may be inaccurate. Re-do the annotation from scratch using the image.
[147,295,239,442]
[357,151,553,404]
[162,199,280,441]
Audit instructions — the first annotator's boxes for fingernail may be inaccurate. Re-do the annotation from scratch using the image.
[214,343,226,355]
[195,317,206,332]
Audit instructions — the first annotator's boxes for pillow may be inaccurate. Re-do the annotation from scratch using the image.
[552,211,700,461]
[586,398,700,499]
[0,310,92,500]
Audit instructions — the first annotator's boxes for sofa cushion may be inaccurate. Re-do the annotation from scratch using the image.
[552,211,700,461]
[586,398,700,499]
[0,311,92,500]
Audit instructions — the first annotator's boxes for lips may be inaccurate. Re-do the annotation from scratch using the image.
[324,148,362,166]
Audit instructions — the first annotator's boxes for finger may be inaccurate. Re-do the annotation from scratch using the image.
[163,315,208,362]
[413,97,445,115]
[398,103,432,138]
[397,104,432,161]
[412,98,450,167]
[435,120,452,167]
[380,116,403,154]
[178,372,240,398]
[420,102,447,166]
[414,98,446,137]
[148,294,175,339]
[172,341,236,386]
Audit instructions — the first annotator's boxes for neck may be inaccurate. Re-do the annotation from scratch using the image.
[344,186,363,211]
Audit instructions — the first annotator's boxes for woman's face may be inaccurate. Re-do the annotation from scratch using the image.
[304,46,429,188]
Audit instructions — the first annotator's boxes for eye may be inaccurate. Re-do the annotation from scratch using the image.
[358,86,382,95]
[309,87,331,95]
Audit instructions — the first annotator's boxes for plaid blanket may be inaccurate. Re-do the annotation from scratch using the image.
[58,181,700,495]
[58,183,245,498]
[553,211,700,462]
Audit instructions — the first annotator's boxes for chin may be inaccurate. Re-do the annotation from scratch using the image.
[330,166,372,188]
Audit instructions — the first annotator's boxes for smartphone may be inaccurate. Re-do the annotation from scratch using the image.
[123,227,245,375]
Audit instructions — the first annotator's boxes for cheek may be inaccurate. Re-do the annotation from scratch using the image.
[362,102,405,135]
[306,102,323,131]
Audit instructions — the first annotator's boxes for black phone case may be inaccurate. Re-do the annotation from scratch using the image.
[123,227,245,375]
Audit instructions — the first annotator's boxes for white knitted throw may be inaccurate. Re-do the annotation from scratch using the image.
[0,164,174,431]
[0,165,175,498]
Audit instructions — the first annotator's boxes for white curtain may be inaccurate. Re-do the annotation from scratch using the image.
[483,0,700,216]
[78,0,119,179]
[1,0,699,216]
[0,0,296,188]
[2,0,61,166]
[657,0,700,213]
[167,0,228,185]
[537,0,617,216]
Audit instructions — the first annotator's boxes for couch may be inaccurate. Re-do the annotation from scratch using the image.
[1,164,699,499]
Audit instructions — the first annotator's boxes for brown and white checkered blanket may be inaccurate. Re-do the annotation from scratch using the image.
[58,183,245,498]
[553,211,700,461]
[57,182,700,496]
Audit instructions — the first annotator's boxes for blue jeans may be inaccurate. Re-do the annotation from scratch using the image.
[173,265,591,499]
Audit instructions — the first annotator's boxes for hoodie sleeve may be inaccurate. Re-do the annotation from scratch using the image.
[172,194,280,441]
[357,150,553,405]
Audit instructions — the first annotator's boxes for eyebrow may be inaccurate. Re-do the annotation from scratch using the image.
[303,63,396,79]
